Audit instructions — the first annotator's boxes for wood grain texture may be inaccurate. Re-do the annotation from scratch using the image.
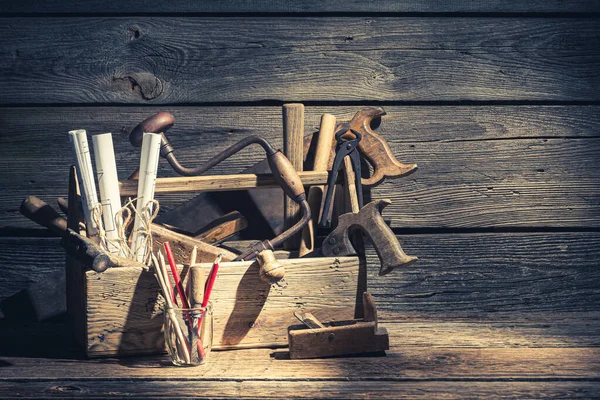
[2,379,599,399]
[0,18,599,103]
[0,237,65,299]
[81,256,362,356]
[119,171,329,196]
[365,232,600,316]
[2,105,599,230]
[282,104,304,249]
[2,314,600,352]
[1,316,599,397]
[1,232,598,318]
[0,347,598,379]
[3,0,600,14]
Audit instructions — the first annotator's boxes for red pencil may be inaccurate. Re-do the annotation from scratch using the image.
[163,242,190,309]
[163,244,207,359]
[202,254,222,308]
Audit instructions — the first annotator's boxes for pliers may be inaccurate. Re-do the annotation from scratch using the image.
[319,129,363,228]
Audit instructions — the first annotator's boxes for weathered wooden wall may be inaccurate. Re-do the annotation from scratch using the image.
[0,1,599,396]
[2,0,599,315]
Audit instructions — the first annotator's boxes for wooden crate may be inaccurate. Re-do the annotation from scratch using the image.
[66,254,366,358]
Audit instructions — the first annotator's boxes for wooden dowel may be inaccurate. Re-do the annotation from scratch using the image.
[119,171,329,196]
[299,114,337,256]
[152,255,191,364]
[343,156,361,214]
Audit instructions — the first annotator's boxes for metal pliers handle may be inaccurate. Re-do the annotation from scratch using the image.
[319,129,363,228]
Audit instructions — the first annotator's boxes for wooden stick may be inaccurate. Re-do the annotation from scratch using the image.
[282,103,305,249]
[343,156,361,214]
[119,171,329,196]
[158,251,206,359]
[189,246,197,270]
[299,114,337,256]
[151,254,191,364]
[158,252,177,306]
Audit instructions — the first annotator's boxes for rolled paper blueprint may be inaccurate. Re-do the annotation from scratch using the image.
[131,132,162,263]
[92,133,122,255]
[68,129,99,238]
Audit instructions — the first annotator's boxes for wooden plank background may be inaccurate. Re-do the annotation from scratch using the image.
[0,1,599,398]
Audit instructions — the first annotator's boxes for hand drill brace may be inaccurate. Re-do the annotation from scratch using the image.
[130,112,310,261]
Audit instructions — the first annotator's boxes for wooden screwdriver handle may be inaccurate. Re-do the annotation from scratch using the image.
[20,196,146,272]
[20,195,68,237]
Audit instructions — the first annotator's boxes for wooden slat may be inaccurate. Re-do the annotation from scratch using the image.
[2,314,600,355]
[2,379,600,399]
[0,18,599,103]
[0,237,65,302]
[2,105,599,230]
[83,257,361,356]
[3,1,600,14]
[365,232,600,316]
[0,347,599,379]
[1,232,599,317]
[119,171,329,196]
[385,319,600,348]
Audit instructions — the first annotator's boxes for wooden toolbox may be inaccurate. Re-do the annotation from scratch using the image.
[66,252,366,358]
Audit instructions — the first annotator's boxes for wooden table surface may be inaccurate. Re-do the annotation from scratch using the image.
[0,312,598,398]
[1,1,600,398]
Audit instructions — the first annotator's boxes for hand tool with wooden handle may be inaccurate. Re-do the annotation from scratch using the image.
[151,223,236,264]
[342,107,417,188]
[319,129,363,228]
[23,195,235,268]
[130,112,311,260]
[298,113,337,257]
[58,197,247,246]
[320,199,417,276]
[256,249,285,284]
[20,196,146,272]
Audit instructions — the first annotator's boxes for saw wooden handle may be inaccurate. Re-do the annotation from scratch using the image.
[345,107,417,188]
[321,199,417,276]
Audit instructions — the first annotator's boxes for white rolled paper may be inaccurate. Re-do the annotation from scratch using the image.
[92,133,122,255]
[131,132,162,263]
[68,129,99,238]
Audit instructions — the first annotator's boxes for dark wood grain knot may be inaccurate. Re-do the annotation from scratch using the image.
[111,72,164,101]
[50,385,83,393]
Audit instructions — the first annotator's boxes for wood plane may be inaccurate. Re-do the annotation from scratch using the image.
[287,292,389,359]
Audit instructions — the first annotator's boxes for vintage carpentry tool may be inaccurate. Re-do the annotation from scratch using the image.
[24,194,235,269]
[298,113,337,256]
[319,129,364,228]
[321,199,417,276]
[256,249,286,283]
[287,292,389,359]
[342,107,417,188]
[20,196,147,272]
[149,106,415,239]
[57,196,247,246]
[129,112,311,261]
